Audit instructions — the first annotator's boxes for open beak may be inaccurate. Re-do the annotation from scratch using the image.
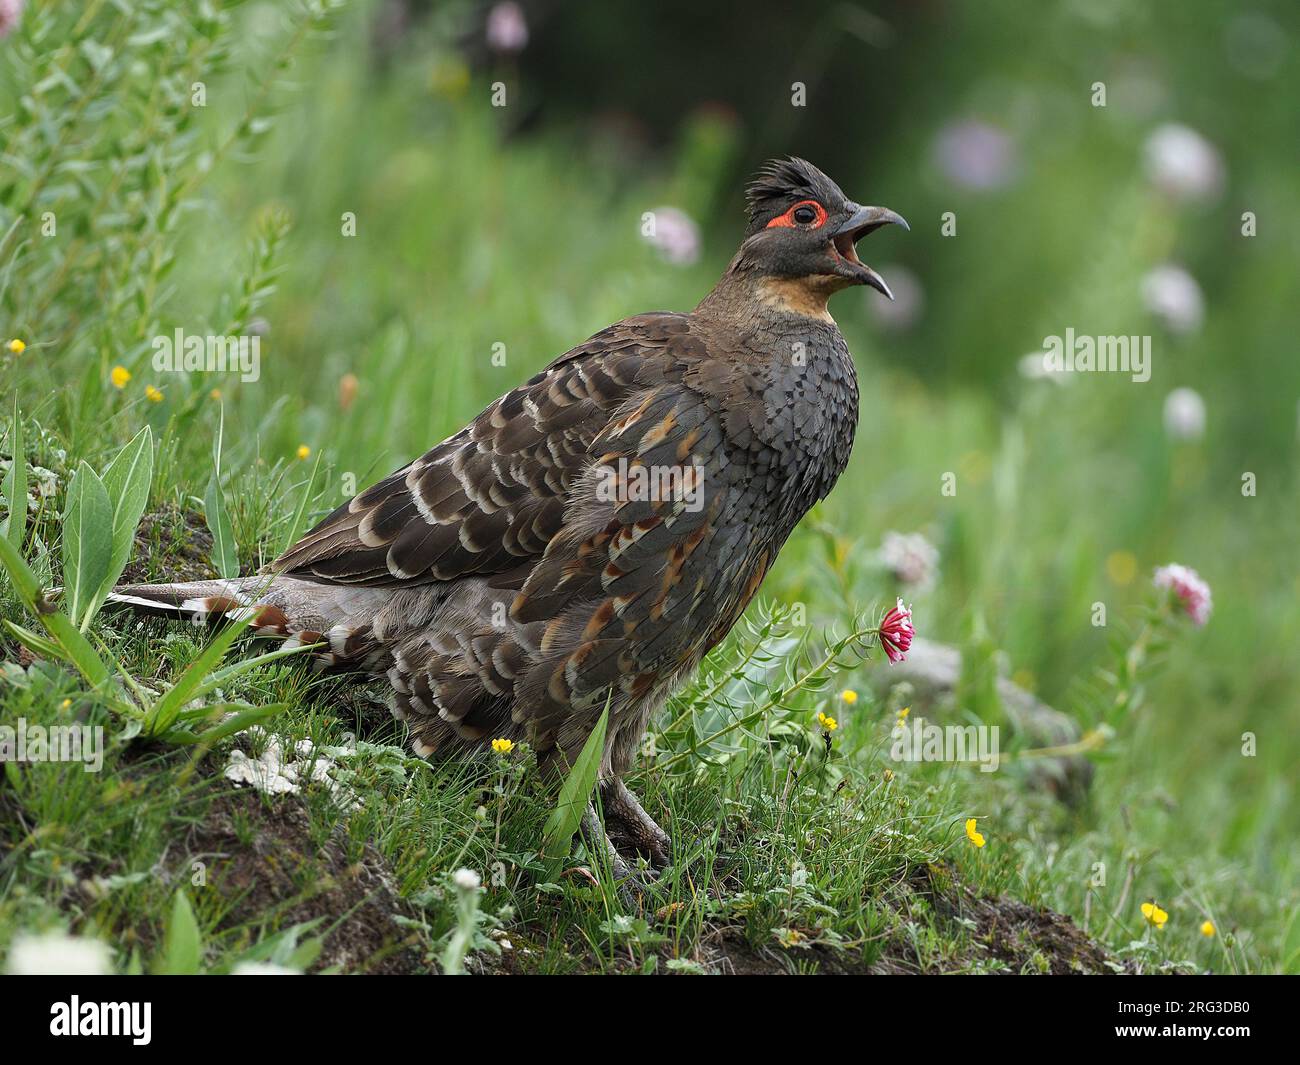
[830,204,909,299]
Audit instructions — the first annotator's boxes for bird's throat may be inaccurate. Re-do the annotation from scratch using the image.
[754,276,839,324]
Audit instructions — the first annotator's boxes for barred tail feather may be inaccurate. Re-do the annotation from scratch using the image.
[106,575,390,670]
[109,576,282,627]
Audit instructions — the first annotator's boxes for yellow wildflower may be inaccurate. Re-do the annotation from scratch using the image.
[60,698,71,710]
[145,385,163,403]
[840,689,858,705]
[210,388,222,401]
[490,737,514,754]
[965,818,986,848]
[110,365,131,389]
[7,339,25,355]
[1200,920,1215,937]
[897,706,910,721]
[1141,901,1169,929]
[776,928,806,948]
[816,711,838,732]
[296,444,311,460]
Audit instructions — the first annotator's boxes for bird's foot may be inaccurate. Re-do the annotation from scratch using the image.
[599,778,672,871]
[580,781,671,909]
[580,804,658,909]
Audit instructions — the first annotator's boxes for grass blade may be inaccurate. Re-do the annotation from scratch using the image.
[541,697,609,865]
[164,702,288,746]
[158,890,203,975]
[144,616,253,737]
[41,612,115,690]
[280,446,322,555]
[204,474,239,578]
[2,619,67,662]
[189,639,320,702]
[2,402,26,553]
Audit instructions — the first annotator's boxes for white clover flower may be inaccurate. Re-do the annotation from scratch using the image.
[5,931,113,975]
[1163,387,1206,441]
[452,867,482,891]
[1144,123,1225,203]
[642,206,700,266]
[1143,264,1204,334]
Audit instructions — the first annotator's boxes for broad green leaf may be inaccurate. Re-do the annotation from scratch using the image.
[41,612,113,690]
[0,535,110,691]
[158,890,203,975]
[285,935,324,972]
[541,699,610,864]
[62,461,113,629]
[232,918,324,969]
[2,620,66,662]
[93,426,154,611]
[165,702,288,747]
[2,404,26,553]
[204,474,238,578]
[0,522,41,610]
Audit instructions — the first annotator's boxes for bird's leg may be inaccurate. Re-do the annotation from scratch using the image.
[580,803,648,909]
[599,777,672,871]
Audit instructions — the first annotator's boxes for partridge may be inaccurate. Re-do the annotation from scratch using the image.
[112,158,907,880]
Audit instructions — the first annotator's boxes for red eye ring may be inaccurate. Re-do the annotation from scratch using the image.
[766,199,828,229]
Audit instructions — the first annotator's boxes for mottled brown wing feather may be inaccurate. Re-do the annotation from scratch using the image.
[270,313,706,586]
[506,376,775,761]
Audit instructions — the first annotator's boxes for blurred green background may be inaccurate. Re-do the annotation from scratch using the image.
[3,0,1298,967]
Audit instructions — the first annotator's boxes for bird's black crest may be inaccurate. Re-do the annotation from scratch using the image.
[744,157,848,234]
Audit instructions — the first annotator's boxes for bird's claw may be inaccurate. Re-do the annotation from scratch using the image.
[580,785,672,908]
[600,778,672,871]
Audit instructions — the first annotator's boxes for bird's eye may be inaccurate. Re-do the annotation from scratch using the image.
[764,199,827,230]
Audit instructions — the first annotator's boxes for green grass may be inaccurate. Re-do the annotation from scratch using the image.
[1,0,1296,974]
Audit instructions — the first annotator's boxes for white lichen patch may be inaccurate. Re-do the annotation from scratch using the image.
[223,729,360,809]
